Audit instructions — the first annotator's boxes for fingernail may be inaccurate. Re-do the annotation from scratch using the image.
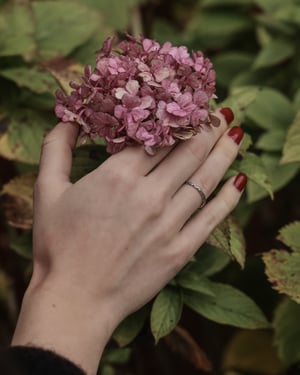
[228,126,244,145]
[220,107,234,124]
[234,173,248,192]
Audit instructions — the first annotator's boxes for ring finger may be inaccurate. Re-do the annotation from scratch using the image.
[146,109,231,197]
[168,125,244,228]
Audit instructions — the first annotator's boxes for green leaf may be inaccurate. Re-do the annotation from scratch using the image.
[202,0,252,6]
[113,307,147,347]
[277,221,300,252]
[8,228,32,260]
[184,282,269,329]
[253,0,283,12]
[263,249,300,303]
[245,153,299,202]
[71,145,108,183]
[212,52,254,87]
[0,110,54,164]
[207,215,246,267]
[253,39,294,69]
[239,132,253,156]
[190,10,252,38]
[100,365,116,375]
[0,66,57,94]
[293,88,300,110]
[150,286,183,343]
[280,111,300,164]
[245,88,295,130]
[274,4,300,26]
[102,348,131,365]
[0,1,36,59]
[230,152,274,202]
[71,31,112,66]
[177,274,216,296]
[85,0,143,30]
[256,129,286,152]
[273,298,300,367]
[33,1,100,60]
[194,245,231,276]
[255,14,294,35]
[221,86,261,126]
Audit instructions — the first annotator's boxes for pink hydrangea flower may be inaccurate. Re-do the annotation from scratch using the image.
[55,34,218,154]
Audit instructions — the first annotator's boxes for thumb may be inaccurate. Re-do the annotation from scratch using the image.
[38,122,79,186]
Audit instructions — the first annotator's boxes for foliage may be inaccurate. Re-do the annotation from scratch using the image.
[1,0,300,373]
[263,221,300,304]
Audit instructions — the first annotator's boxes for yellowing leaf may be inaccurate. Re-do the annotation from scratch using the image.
[1,173,36,229]
[277,221,300,252]
[207,215,246,267]
[280,110,300,165]
[263,249,300,304]
[0,110,53,164]
[43,58,84,96]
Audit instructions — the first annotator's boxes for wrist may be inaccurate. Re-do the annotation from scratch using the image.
[12,277,119,375]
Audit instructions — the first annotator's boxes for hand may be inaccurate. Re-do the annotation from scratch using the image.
[12,109,245,375]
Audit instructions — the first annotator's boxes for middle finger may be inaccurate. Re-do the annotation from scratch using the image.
[147,109,229,197]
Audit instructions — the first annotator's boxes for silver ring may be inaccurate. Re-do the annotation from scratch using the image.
[185,181,207,208]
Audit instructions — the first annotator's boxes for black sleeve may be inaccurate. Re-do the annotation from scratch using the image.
[0,346,86,375]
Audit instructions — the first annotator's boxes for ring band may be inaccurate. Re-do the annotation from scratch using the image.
[185,181,207,208]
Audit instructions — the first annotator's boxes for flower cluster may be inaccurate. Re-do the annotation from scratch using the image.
[55,35,218,154]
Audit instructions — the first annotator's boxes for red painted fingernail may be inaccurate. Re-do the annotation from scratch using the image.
[228,126,244,145]
[234,173,248,192]
[220,107,234,124]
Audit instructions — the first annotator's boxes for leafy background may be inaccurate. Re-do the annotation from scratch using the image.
[0,0,300,374]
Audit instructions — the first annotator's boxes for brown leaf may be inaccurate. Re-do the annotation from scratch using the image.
[222,330,282,375]
[1,173,37,230]
[42,57,84,95]
[164,325,213,372]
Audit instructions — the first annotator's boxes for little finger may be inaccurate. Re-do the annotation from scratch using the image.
[171,173,247,264]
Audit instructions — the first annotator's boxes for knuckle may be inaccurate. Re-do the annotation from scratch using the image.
[137,189,165,219]
[185,139,208,163]
[147,196,165,218]
[105,165,135,189]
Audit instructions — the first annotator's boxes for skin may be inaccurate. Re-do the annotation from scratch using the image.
[11,110,245,375]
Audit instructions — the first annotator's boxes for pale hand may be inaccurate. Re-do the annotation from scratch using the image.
[12,110,245,375]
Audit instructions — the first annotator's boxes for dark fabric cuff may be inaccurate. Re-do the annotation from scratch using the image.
[0,346,86,375]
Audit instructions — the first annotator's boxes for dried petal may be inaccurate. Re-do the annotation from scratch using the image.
[54,34,216,154]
